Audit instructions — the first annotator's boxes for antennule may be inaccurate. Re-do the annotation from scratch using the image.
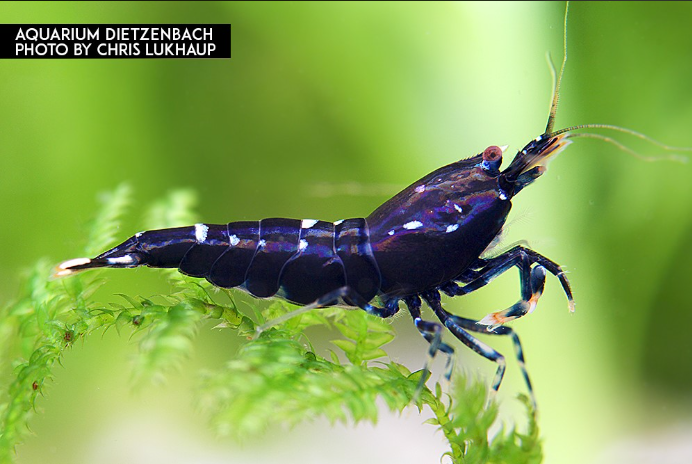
[566,132,689,163]
[545,1,570,135]
[541,2,690,163]
[556,124,692,153]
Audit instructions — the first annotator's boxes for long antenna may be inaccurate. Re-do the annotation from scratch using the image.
[545,2,569,135]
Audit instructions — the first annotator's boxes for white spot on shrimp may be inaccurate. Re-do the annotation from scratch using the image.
[388,230,395,236]
[301,219,318,229]
[106,255,136,265]
[454,204,464,213]
[194,223,209,243]
[229,234,240,246]
[414,185,425,193]
[446,224,459,233]
[135,231,143,238]
[334,219,344,226]
[258,239,266,248]
[58,258,91,270]
[499,191,508,201]
[54,257,92,277]
[299,239,308,251]
[403,220,423,230]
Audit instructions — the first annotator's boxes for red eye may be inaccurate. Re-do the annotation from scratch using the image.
[483,146,503,162]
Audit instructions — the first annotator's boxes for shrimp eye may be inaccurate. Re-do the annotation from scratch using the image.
[481,145,503,174]
[482,145,503,162]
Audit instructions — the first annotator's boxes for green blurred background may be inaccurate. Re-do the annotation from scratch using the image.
[1,2,692,463]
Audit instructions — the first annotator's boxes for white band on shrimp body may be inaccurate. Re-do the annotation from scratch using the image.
[194,223,209,243]
[58,257,91,270]
[301,219,318,229]
[106,255,136,265]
